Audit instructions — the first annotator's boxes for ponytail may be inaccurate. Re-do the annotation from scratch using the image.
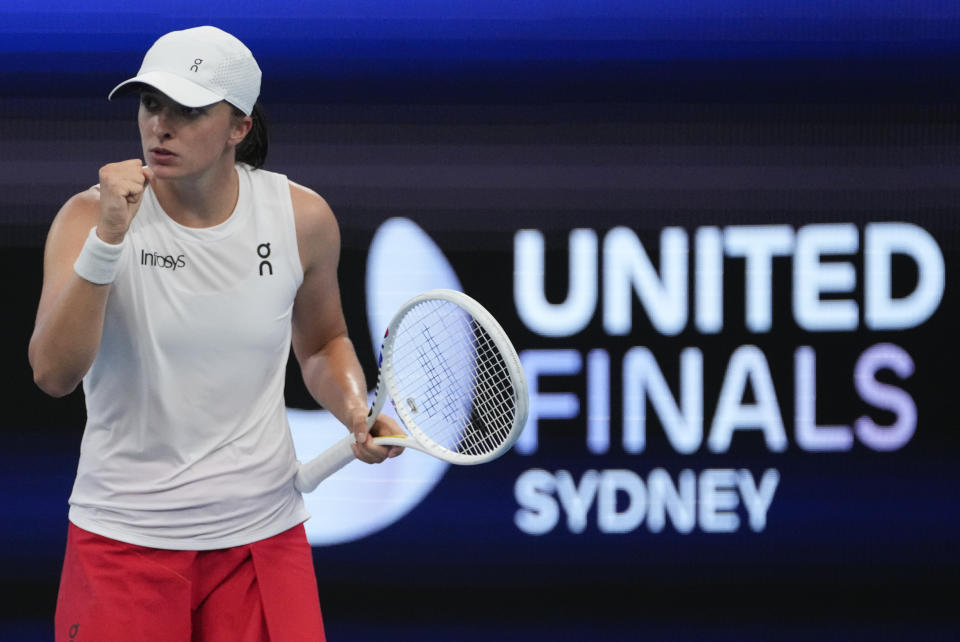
[234,102,268,169]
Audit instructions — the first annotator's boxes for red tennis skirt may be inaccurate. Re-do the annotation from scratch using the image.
[55,522,325,641]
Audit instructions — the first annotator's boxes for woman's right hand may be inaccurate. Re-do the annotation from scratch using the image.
[97,160,154,244]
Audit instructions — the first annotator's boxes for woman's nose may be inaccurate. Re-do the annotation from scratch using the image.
[150,109,174,138]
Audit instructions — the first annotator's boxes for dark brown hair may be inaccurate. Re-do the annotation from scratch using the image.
[233,102,268,169]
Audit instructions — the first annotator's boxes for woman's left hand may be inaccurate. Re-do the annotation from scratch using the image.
[350,413,405,464]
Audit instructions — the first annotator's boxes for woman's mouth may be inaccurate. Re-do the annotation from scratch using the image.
[149,148,177,163]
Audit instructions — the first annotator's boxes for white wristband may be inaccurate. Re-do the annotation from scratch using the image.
[73,227,127,285]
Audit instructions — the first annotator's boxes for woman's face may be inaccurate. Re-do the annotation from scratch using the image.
[137,90,250,179]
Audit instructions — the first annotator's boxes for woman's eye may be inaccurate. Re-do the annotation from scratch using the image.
[181,106,205,118]
[141,95,159,110]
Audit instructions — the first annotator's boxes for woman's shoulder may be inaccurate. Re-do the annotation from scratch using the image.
[288,180,330,212]
[287,180,340,269]
[288,180,338,237]
[65,185,102,213]
[49,186,102,238]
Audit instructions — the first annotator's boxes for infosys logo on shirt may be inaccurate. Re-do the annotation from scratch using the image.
[140,248,186,271]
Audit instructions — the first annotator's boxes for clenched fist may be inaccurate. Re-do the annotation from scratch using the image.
[97,160,155,244]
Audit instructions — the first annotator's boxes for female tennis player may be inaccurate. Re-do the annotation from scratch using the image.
[28,25,402,641]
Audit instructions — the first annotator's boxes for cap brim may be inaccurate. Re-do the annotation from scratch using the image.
[108,70,223,108]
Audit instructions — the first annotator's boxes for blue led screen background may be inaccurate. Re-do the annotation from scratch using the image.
[2,3,958,640]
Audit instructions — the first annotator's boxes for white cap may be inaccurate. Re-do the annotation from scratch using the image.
[109,26,261,115]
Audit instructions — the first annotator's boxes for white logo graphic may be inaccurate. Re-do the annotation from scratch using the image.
[288,218,462,546]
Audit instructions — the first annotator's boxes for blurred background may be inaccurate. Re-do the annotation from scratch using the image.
[2,1,958,640]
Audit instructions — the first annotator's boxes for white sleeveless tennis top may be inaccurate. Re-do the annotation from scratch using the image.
[68,164,311,550]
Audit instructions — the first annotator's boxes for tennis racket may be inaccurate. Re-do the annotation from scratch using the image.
[294,289,529,493]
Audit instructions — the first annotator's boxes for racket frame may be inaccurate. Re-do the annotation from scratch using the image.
[294,288,528,493]
[380,289,528,464]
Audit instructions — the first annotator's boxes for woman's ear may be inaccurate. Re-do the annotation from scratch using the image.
[228,114,254,148]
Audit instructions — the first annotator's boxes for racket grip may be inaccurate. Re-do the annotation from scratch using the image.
[294,433,358,493]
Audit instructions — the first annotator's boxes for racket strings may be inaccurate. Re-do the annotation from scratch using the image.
[390,300,517,456]
[460,328,516,454]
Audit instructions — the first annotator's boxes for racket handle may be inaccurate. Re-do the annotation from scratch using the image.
[294,433,357,493]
